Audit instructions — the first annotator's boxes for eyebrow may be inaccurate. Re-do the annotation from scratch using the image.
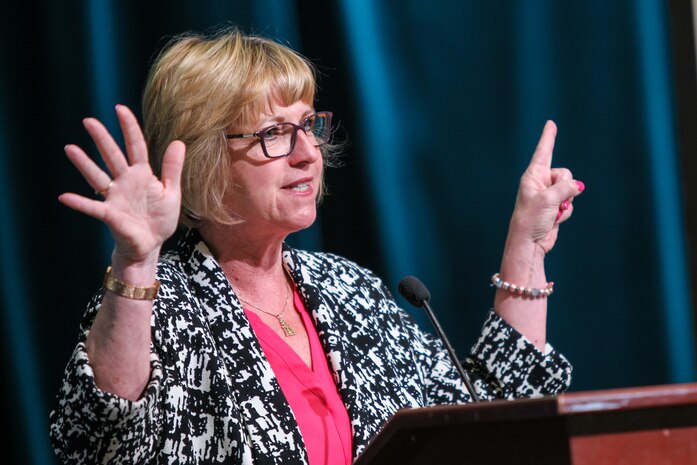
[256,110,316,129]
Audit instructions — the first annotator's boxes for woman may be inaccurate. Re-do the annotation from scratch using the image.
[50,27,584,465]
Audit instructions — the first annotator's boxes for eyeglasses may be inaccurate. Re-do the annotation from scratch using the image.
[226,111,333,158]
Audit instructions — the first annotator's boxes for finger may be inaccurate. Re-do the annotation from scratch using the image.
[553,177,584,221]
[546,178,582,206]
[555,198,571,219]
[550,167,573,183]
[115,104,149,165]
[528,120,557,170]
[58,192,110,222]
[64,144,113,194]
[160,140,186,191]
[83,117,130,177]
[556,203,574,224]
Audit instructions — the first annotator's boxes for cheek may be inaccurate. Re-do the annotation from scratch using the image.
[223,169,261,212]
[229,160,270,193]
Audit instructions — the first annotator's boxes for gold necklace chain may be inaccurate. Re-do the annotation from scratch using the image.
[239,283,296,337]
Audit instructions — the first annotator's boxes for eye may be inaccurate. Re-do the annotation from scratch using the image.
[260,125,282,141]
[302,115,316,132]
[307,113,331,143]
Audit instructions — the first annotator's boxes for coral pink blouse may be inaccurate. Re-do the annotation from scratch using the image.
[243,288,353,465]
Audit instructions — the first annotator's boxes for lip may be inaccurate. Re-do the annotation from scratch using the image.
[282,177,313,188]
[282,177,315,195]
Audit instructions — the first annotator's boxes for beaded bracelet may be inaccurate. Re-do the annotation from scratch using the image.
[490,273,554,298]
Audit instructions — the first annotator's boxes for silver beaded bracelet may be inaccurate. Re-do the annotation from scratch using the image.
[490,273,554,298]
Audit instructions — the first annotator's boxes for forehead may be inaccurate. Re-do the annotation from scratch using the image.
[244,99,315,129]
[231,64,315,126]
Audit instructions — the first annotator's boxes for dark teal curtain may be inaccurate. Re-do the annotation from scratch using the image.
[2,1,695,463]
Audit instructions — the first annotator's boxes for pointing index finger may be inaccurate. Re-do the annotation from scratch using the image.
[528,120,557,169]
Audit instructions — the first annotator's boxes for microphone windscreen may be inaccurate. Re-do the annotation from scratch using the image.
[398,276,431,307]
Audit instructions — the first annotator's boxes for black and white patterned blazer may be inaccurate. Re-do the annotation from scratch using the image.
[50,229,572,464]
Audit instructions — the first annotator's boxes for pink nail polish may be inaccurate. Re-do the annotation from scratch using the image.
[556,209,563,221]
[561,200,570,210]
[576,180,585,192]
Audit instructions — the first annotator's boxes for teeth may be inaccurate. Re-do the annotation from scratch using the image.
[290,182,310,191]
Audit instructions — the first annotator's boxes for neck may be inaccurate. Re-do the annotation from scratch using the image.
[198,221,288,298]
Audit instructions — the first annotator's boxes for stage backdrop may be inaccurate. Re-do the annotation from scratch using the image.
[1,1,695,464]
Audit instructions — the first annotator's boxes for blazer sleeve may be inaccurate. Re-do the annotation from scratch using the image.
[48,287,167,465]
[400,305,572,404]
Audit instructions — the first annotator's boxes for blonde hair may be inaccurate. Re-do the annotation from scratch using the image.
[143,26,331,228]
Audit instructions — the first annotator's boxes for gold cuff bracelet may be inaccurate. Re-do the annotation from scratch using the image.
[103,266,160,300]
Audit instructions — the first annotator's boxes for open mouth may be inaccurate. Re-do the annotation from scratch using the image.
[283,179,313,193]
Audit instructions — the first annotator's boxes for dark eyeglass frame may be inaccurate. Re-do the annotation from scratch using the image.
[225,111,333,159]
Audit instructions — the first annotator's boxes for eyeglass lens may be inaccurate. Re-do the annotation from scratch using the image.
[260,113,331,158]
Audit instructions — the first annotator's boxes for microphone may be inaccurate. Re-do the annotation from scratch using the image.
[398,275,480,402]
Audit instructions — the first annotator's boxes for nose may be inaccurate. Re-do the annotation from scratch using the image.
[288,128,321,165]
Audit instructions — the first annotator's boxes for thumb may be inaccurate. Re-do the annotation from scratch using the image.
[160,140,186,191]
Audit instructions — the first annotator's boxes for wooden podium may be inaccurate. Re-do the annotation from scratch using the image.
[353,382,697,465]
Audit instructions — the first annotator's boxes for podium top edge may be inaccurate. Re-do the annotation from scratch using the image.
[558,381,697,413]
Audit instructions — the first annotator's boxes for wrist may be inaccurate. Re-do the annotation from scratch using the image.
[499,237,547,287]
[110,249,161,286]
[504,214,542,250]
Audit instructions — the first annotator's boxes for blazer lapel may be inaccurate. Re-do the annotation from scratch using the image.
[181,231,307,465]
[282,246,407,456]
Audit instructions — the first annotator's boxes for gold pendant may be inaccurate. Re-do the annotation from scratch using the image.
[278,316,296,337]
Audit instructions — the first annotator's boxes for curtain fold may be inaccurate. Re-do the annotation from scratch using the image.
[635,0,696,382]
[0,91,55,465]
[337,0,419,288]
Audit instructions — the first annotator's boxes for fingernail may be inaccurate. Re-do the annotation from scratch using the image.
[561,199,570,211]
[576,180,585,192]
[556,209,563,221]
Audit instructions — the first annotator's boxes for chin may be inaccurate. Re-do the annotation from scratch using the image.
[289,210,317,232]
